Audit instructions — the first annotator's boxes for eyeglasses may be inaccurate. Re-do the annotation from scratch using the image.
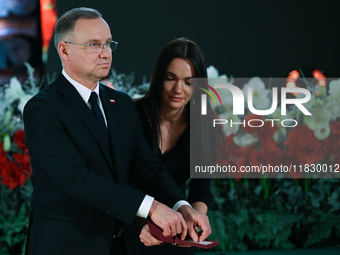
[64,40,118,53]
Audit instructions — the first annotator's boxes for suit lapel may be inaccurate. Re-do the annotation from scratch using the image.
[55,75,114,171]
[99,86,120,172]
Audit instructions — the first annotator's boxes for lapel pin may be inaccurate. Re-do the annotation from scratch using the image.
[110,99,115,103]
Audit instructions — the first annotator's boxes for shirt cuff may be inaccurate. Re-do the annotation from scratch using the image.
[136,195,154,218]
[173,200,192,211]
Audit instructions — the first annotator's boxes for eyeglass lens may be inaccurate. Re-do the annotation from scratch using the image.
[109,41,117,51]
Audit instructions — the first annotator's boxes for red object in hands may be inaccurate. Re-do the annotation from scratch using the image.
[147,219,219,249]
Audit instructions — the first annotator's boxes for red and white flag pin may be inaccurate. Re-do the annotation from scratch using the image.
[110,99,115,103]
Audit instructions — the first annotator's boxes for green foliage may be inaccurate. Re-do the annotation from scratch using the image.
[0,179,32,255]
[304,209,340,247]
[207,178,340,252]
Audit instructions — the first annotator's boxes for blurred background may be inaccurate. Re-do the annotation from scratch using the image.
[45,0,340,82]
[0,0,42,86]
[0,0,340,254]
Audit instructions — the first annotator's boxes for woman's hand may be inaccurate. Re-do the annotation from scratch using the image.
[139,224,163,246]
[177,205,211,242]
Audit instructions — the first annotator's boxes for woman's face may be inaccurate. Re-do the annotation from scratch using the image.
[161,58,195,111]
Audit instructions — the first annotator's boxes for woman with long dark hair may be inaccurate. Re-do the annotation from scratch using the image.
[127,38,223,254]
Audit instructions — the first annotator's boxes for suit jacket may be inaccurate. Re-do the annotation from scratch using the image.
[23,73,185,255]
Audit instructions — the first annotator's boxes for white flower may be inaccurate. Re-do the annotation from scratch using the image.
[324,79,340,120]
[206,66,231,111]
[4,77,23,103]
[207,66,220,78]
[217,111,241,137]
[328,79,340,99]
[325,99,340,120]
[234,132,258,147]
[296,92,316,113]
[4,77,33,114]
[314,121,331,140]
[304,106,331,140]
[207,65,228,85]
[242,77,271,110]
[207,65,227,79]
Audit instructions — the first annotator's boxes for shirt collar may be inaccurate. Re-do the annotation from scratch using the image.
[62,69,100,103]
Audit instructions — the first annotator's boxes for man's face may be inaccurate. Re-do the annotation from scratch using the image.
[64,18,112,87]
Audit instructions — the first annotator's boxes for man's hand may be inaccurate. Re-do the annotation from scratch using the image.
[177,205,211,242]
[139,224,163,246]
[148,200,188,239]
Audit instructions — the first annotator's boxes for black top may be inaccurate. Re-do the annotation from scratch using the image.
[135,104,212,206]
[126,104,212,255]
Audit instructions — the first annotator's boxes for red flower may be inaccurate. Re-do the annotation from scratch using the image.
[14,130,28,152]
[246,141,284,177]
[323,136,340,155]
[231,146,253,179]
[233,146,252,165]
[261,140,283,166]
[330,121,340,138]
[13,153,31,177]
[297,137,324,165]
[249,149,264,167]
[288,170,303,179]
[285,125,324,165]
[0,142,8,165]
[225,134,236,155]
[284,126,301,161]
[258,122,279,142]
[284,151,302,179]
[1,161,26,190]
[242,114,263,134]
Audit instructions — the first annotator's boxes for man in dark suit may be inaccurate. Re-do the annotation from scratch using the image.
[23,7,211,255]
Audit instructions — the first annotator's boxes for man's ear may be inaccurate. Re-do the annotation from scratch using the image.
[58,42,70,61]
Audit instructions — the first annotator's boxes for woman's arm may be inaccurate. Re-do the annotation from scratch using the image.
[191,201,208,214]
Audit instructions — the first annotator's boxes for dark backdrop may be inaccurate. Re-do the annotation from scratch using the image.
[46,0,340,84]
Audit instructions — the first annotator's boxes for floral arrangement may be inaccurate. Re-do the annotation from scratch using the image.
[208,72,340,179]
[0,63,39,254]
[205,67,340,251]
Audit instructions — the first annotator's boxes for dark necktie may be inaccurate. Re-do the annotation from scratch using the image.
[89,92,109,144]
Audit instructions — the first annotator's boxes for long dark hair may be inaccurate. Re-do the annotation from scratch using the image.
[136,37,224,165]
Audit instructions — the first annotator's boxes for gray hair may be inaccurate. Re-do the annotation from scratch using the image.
[54,7,102,50]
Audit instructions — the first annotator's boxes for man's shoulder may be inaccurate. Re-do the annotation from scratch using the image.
[24,76,66,114]
[30,81,58,103]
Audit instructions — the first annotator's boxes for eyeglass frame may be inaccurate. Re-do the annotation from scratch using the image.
[64,40,118,53]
